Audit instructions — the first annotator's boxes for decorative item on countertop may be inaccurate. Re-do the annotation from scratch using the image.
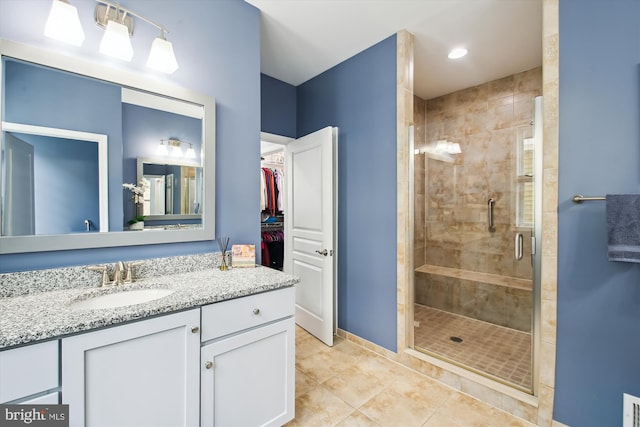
[217,237,230,270]
[123,180,149,229]
[232,244,256,268]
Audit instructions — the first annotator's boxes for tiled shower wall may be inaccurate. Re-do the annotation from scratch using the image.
[414,67,542,331]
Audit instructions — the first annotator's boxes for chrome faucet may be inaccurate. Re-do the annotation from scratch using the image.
[87,261,143,287]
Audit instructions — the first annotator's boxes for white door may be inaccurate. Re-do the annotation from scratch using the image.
[2,132,35,236]
[285,126,337,346]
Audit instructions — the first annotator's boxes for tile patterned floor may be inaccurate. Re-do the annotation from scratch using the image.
[287,325,536,427]
[414,304,532,391]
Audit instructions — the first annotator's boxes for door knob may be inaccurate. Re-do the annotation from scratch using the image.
[204,361,213,369]
[315,249,328,256]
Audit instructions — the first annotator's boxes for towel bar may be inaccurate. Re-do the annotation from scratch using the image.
[572,194,606,203]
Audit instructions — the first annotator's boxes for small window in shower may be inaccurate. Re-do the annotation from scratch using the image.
[516,130,535,228]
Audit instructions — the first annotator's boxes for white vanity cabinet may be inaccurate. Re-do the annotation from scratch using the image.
[62,309,201,427]
[200,286,295,427]
[0,340,59,404]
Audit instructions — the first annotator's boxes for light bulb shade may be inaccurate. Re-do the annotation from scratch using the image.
[185,145,196,159]
[157,141,169,156]
[170,144,182,157]
[448,142,462,154]
[44,0,85,46]
[435,140,448,153]
[147,37,179,74]
[100,20,134,61]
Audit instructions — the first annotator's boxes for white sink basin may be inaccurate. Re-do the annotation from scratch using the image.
[70,289,175,310]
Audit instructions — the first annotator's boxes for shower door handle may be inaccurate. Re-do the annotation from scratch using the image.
[487,198,496,232]
[515,233,524,260]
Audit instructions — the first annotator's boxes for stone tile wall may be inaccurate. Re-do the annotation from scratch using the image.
[413,67,542,331]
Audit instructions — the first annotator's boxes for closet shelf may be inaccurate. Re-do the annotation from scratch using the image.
[261,222,284,229]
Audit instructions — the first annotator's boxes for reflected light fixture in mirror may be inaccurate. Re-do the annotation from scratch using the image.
[185,143,196,159]
[157,139,195,159]
[44,0,85,46]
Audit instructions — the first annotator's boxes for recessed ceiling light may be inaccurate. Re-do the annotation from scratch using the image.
[448,48,468,59]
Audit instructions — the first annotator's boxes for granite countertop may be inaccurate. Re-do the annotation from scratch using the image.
[0,266,298,350]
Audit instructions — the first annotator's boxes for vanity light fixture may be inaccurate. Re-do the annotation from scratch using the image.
[447,48,468,60]
[158,139,194,158]
[44,0,85,46]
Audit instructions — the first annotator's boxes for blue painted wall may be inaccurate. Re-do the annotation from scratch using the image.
[11,133,99,234]
[0,0,260,271]
[555,1,640,426]
[261,73,296,138]
[297,35,398,351]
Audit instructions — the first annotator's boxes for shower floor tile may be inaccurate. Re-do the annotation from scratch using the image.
[414,304,532,390]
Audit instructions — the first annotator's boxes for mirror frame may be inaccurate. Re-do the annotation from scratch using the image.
[0,39,215,253]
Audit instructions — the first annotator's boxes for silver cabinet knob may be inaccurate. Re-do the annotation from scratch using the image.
[204,361,213,369]
[253,308,260,315]
[191,326,199,334]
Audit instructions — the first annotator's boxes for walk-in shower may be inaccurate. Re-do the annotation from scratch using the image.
[412,68,542,392]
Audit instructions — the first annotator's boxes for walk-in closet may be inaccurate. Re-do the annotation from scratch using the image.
[260,144,285,270]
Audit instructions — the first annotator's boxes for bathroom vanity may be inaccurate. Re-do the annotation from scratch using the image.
[0,259,298,427]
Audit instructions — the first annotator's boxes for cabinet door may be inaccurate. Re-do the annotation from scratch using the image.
[0,340,58,403]
[201,317,295,427]
[62,309,200,427]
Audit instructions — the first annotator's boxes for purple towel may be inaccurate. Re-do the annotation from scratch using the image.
[606,194,640,263]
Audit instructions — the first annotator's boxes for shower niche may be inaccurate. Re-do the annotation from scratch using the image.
[412,67,542,393]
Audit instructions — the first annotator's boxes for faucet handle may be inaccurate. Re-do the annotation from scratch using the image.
[87,265,109,287]
[123,261,144,283]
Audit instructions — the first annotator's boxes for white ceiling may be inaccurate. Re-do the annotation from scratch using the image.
[245,0,542,100]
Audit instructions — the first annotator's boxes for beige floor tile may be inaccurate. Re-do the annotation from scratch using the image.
[286,386,355,427]
[291,327,535,427]
[335,410,381,427]
[387,373,455,409]
[297,334,333,358]
[296,369,319,397]
[296,346,356,384]
[323,365,389,408]
[430,393,527,427]
[359,389,437,427]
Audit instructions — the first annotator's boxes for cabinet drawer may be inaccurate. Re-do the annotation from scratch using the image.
[201,287,294,342]
[0,340,59,403]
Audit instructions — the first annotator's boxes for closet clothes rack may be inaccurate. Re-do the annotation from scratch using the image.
[261,153,285,270]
